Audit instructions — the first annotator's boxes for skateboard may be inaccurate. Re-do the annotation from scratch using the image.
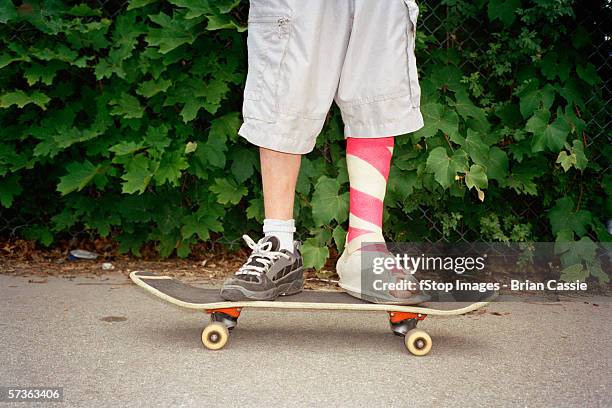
[130,271,492,356]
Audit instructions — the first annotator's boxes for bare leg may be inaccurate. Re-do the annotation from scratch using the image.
[259,147,301,220]
[219,147,303,301]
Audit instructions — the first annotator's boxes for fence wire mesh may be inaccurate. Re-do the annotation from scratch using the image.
[414,2,610,243]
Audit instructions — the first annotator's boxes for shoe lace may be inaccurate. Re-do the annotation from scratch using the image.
[235,235,290,277]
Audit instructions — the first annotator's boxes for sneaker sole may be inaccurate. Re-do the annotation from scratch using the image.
[277,278,304,296]
[220,267,305,301]
[219,285,279,301]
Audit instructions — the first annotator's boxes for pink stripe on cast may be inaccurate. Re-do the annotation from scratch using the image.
[347,227,372,242]
[349,188,384,227]
[346,137,394,247]
[345,136,393,179]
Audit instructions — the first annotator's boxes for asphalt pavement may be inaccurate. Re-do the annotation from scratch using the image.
[0,273,610,407]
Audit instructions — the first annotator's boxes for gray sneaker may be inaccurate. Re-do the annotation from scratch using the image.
[220,235,304,301]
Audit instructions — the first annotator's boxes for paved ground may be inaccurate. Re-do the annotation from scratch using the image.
[0,273,610,407]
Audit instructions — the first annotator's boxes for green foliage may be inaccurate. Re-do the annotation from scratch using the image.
[0,0,609,283]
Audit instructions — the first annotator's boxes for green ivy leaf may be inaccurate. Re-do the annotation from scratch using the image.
[503,160,539,195]
[332,224,347,254]
[181,212,213,241]
[110,141,145,156]
[485,147,509,181]
[192,139,225,170]
[180,217,200,240]
[571,140,588,170]
[556,139,588,172]
[180,96,202,122]
[127,0,158,10]
[230,148,258,183]
[540,52,570,82]
[185,141,197,154]
[556,236,597,267]
[0,175,22,207]
[168,0,214,19]
[23,61,63,86]
[200,77,230,114]
[205,112,240,165]
[111,13,146,60]
[412,102,460,142]
[192,113,241,171]
[465,164,488,201]
[66,4,102,16]
[301,237,329,271]
[146,12,202,54]
[425,147,468,189]
[559,264,588,282]
[428,65,464,93]
[576,63,599,86]
[246,198,264,222]
[451,90,488,128]
[121,154,155,194]
[208,112,242,141]
[311,176,349,225]
[556,151,573,172]
[488,0,520,26]
[206,14,245,32]
[463,130,489,165]
[388,167,419,202]
[94,56,126,80]
[155,230,181,257]
[0,53,30,69]
[215,0,241,13]
[137,77,173,98]
[57,160,102,195]
[296,157,315,195]
[176,240,191,259]
[0,2,18,23]
[518,81,555,119]
[526,108,569,153]
[23,225,54,247]
[465,164,488,189]
[210,177,247,205]
[548,197,592,237]
[0,91,51,110]
[587,261,609,284]
[145,124,171,152]
[109,93,144,119]
[154,150,188,186]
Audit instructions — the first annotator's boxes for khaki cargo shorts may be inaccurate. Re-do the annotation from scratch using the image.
[239,0,424,154]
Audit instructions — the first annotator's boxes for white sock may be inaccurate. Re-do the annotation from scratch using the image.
[263,218,295,252]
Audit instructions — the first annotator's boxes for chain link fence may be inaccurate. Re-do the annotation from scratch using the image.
[2,1,609,249]
[413,2,610,243]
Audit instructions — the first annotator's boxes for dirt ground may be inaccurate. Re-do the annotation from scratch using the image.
[0,239,340,290]
[1,238,609,295]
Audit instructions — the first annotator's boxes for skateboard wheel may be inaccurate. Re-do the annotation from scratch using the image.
[404,329,432,356]
[201,323,229,350]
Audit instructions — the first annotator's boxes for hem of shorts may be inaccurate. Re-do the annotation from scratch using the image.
[238,123,317,154]
[344,108,425,138]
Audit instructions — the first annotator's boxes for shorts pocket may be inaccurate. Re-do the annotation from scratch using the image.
[403,0,421,108]
[243,7,292,123]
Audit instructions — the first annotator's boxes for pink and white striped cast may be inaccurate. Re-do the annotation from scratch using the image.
[345,136,394,254]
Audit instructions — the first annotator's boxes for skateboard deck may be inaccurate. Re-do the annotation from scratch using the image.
[130,271,493,356]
